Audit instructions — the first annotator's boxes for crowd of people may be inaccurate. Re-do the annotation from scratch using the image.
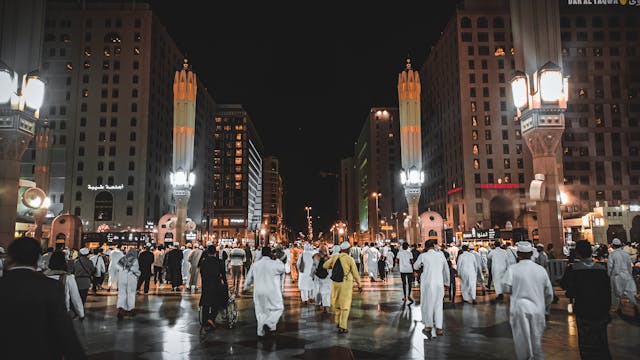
[0,235,639,359]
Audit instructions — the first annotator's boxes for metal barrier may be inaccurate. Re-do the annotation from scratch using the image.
[546,259,568,284]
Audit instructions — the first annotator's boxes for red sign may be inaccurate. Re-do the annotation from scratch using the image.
[447,187,463,195]
[480,183,519,189]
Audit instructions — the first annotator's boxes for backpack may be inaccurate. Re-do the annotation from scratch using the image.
[330,256,344,282]
[315,258,329,279]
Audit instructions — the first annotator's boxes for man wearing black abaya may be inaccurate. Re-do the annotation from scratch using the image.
[199,246,229,330]
[165,244,183,291]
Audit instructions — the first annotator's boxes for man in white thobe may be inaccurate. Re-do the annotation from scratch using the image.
[414,240,450,337]
[487,240,509,303]
[365,245,380,281]
[457,245,483,304]
[608,238,639,317]
[361,243,370,275]
[297,243,316,303]
[188,245,203,290]
[244,247,286,337]
[107,245,124,291]
[503,241,554,360]
[182,245,192,286]
[447,243,459,269]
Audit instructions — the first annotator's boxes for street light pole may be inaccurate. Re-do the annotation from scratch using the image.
[372,192,381,241]
[304,206,313,240]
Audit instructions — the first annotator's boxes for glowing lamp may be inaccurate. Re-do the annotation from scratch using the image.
[23,73,45,110]
[0,67,17,103]
[510,71,529,109]
[538,62,563,102]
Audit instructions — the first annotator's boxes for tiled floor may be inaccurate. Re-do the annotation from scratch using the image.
[76,273,640,359]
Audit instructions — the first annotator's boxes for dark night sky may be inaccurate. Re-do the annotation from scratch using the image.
[150,2,457,234]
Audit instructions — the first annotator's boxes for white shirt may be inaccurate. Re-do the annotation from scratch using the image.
[46,273,85,318]
[397,249,414,273]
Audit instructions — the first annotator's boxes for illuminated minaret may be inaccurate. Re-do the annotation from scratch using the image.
[33,126,53,241]
[397,58,424,245]
[170,59,197,245]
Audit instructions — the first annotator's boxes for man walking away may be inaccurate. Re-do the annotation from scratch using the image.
[199,245,228,330]
[560,240,612,359]
[488,240,509,303]
[413,240,450,337]
[323,241,362,334]
[243,247,286,337]
[188,245,203,291]
[107,244,124,291]
[350,242,362,275]
[73,247,95,304]
[137,244,154,294]
[397,242,415,303]
[90,248,106,293]
[457,244,483,305]
[608,238,639,318]
[229,244,246,294]
[153,245,165,286]
[503,241,554,360]
[244,244,253,277]
[0,237,86,359]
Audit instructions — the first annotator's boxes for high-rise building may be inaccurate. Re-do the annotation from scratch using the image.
[262,156,284,242]
[211,104,263,242]
[422,0,531,233]
[423,0,640,235]
[20,1,216,232]
[558,4,640,215]
[338,156,358,236]
[354,107,403,240]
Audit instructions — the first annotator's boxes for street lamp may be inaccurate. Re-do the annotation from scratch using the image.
[372,192,382,236]
[0,62,46,246]
[304,206,313,240]
[510,61,568,251]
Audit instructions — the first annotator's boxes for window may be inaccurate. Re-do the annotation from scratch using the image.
[483,87,489,97]
[469,74,476,83]
[476,203,483,213]
[76,176,83,186]
[483,101,490,111]
[468,60,475,69]
[576,16,586,27]
[462,32,472,42]
[472,116,478,126]
[128,161,135,171]
[133,47,140,55]
[130,132,136,141]
[133,60,139,70]
[132,75,139,84]
[484,115,491,126]
[128,176,134,185]
[482,73,488,83]
[473,144,479,155]
[80,117,87,127]
[471,101,477,112]
[127,191,134,201]
[504,159,510,169]
[98,146,105,156]
[461,17,471,28]
[474,174,481,184]
[478,32,488,42]
[503,144,509,154]
[78,147,85,156]
[474,159,480,169]
[485,130,491,140]
[472,130,478,140]
[493,17,504,28]
[486,159,493,169]
[517,158,523,169]
[113,74,119,84]
[131,103,137,112]
[486,144,493,154]
[74,207,81,216]
[108,162,115,171]
[109,132,116,141]
[130,117,137,127]
[478,46,489,55]
[132,89,138,98]
[129,147,135,156]
[477,17,488,28]
[470,88,476,97]
[468,46,474,56]
[518,173,525,184]
[102,60,110,70]
[126,207,133,216]
[110,118,117,127]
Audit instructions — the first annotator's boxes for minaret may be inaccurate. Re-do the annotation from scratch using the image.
[171,59,197,245]
[397,58,424,245]
[33,126,53,241]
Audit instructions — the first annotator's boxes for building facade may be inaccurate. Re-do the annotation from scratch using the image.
[338,156,359,236]
[211,104,263,242]
[354,107,403,241]
[20,1,216,233]
[262,156,284,242]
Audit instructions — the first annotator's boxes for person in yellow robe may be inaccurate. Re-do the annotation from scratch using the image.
[290,243,302,282]
[323,241,362,334]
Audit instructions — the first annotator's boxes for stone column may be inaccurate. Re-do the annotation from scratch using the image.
[33,127,53,241]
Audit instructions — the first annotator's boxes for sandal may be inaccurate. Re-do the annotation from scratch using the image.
[337,328,349,334]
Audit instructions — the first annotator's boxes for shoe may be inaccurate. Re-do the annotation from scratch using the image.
[117,308,125,319]
[128,310,136,317]
[422,327,432,336]
[408,298,414,304]
[337,328,349,334]
[263,324,271,336]
[472,300,477,305]
[435,328,444,336]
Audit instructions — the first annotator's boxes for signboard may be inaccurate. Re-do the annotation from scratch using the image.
[185,231,197,241]
[463,228,501,240]
[81,231,152,246]
[381,225,393,231]
[87,184,125,191]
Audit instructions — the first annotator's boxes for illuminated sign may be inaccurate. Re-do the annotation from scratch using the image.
[480,183,518,189]
[230,218,245,224]
[186,232,197,240]
[447,187,463,195]
[463,228,500,239]
[87,184,125,191]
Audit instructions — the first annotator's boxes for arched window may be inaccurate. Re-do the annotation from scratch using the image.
[477,17,488,28]
[96,176,103,185]
[130,132,136,141]
[493,17,504,28]
[460,17,472,28]
[128,176,134,185]
[127,191,134,201]
[77,161,84,171]
[94,191,113,221]
[75,191,82,201]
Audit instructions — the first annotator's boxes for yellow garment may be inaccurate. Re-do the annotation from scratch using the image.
[290,247,302,281]
[324,253,361,330]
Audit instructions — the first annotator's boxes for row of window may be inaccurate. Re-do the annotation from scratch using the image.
[469,73,508,84]
[473,158,524,170]
[563,46,637,57]
[470,100,510,113]
[559,16,637,29]
[468,59,510,70]
[561,31,638,42]
[78,117,137,127]
[74,190,135,202]
[78,146,136,156]
[77,161,135,171]
[45,17,143,29]
[73,206,134,217]
[461,32,507,42]
[460,16,505,29]
[473,173,525,185]
[76,176,135,186]
[472,143,523,155]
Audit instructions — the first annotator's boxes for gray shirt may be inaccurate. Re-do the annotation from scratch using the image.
[73,256,95,290]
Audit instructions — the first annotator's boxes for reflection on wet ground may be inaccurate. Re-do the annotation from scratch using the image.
[77,274,640,359]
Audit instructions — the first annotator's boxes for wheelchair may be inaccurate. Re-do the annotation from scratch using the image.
[198,293,238,331]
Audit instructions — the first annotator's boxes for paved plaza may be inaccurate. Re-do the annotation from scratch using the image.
[76,273,640,359]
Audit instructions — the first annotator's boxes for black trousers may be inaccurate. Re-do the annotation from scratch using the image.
[378,261,386,280]
[137,272,152,293]
[400,272,414,297]
[243,262,251,276]
[92,276,104,291]
[576,317,611,360]
[78,289,89,304]
[153,266,163,283]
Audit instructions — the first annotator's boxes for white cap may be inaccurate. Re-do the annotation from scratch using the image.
[145,242,152,248]
[0,246,5,254]
[340,241,351,250]
[516,241,533,253]
[79,247,90,255]
[612,238,622,246]
[206,240,213,246]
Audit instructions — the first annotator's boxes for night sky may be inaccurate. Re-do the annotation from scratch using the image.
[151,2,456,234]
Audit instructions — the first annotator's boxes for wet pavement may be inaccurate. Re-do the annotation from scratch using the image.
[76,273,640,359]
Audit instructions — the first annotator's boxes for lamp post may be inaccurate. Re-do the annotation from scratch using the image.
[0,64,46,246]
[397,58,424,246]
[171,59,197,246]
[372,192,382,238]
[304,206,313,240]
[510,62,568,251]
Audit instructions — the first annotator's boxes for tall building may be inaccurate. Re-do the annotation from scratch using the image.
[211,104,263,242]
[262,156,284,242]
[558,5,640,216]
[423,0,640,236]
[422,0,532,233]
[20,1,216,232]
[338,156,358,235]
[354,107,403,240]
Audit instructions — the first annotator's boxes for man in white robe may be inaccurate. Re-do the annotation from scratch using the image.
[503,241,554,360]
[447,243,459,269]
[413,240,450,337]
[182,245,192,286]
[361,243,370,275]
[116,249,141,317]
[188,245,203,290]
[608,238,639,317]
[457,245,483,304]
[487,240,509,303]
[365,245,380,281]
[107,245,124,291]
[244,247,286,337]
[297,243,316,303]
